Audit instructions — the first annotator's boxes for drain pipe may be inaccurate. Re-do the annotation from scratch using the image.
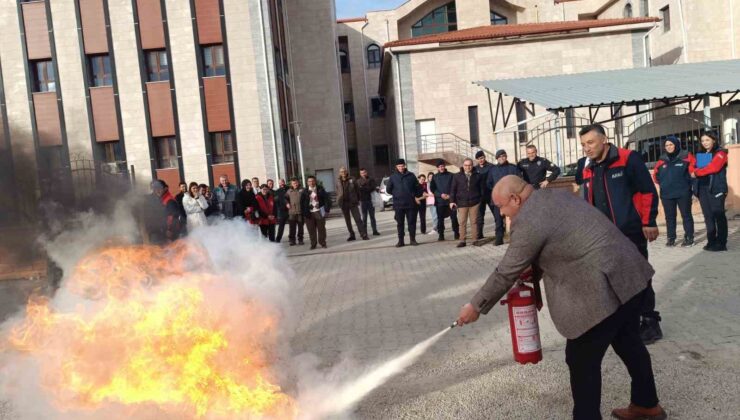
[388,49,407,161]
[257,0,280,178]
[642,23,660,67]
[360,20,373,161]
[677,0,690,62]
[731,0,737,58]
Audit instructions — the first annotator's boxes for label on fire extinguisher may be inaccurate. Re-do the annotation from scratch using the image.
[512,304,541,354]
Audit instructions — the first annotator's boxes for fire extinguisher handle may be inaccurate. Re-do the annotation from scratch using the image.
[500,299,507,305]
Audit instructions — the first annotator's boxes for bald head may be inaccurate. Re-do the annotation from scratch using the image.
[492,175,533,219]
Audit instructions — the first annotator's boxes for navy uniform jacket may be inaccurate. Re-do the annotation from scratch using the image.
[386,170,422,210]
[518,156,561,187]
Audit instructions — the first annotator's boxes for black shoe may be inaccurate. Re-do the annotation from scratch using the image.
[680,236,694,247]
[665,238,676,247]
[361,235,369,240]
[395,241,405,248]
[494,238,504,246]
[456,242,466,248]
[410,239,419,246]
[289,242,296,246]
[639,317,663,345]
[703,243,714,250]
[373,231,381,236]
[437,234,445,242]
[321,244,327,248]
[347,236,356,242]
[707,244,728,252]
[310,245,317,250]
[453,233,460,240]
[298,241,304,246]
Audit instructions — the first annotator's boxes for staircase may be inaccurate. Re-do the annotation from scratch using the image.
[417,133,496,169]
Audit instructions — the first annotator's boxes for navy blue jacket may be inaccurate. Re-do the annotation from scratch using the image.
[386,170,422,210]
[518,156,560,187]
[450,172,483,207]
[430,171,455,207]
[694,147,729,195]
[474,162,495,202]
[577,145,659,234]
[653,151,695,199]
[486,162,522,192]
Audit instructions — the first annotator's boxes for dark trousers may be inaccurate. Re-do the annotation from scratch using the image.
[476,199,497,238]
[625,231,659,320]
[360,200,378,234]
[418,202,427,234]
[436,205,459,235]
[275,212,289,242]
[394,207,418,241]
[342,205,367,238]
[288,214,304,243]
[305,211,327,247]
[259,224,276,241]
[493,205,506,238]
[566,290,659,420]
[698,187,728,247]
[662,194,694,240]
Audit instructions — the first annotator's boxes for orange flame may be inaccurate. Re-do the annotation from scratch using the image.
[8,241,297,418]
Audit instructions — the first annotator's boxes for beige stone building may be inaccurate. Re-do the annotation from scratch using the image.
[0,0,346,216]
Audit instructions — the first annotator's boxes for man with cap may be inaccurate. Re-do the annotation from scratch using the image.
[386,158,424,247]
[430,159,459,241]
[143,180,182,244]
[486,149,523,245]
[474,150,495,241]
[517,145,561,189]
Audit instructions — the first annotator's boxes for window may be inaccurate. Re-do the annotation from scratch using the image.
[371,97,386,118]
[515,100,528,143]
[275,48,284,80]
[88,54,112,87]
[32,60,55,92]
[344,102,354,122]
[99,141,126,172]
[411,2,457,38]
[367,44,381,69]
[203,45,225,76]
[565,108,576,139]
[623,3,633,18]
[339,49,350,73]
[468,106,479,146]
[210,132,235,164]
[374,144,390,165]
[348,148,359,168]
[146,50,169,82]
[155,137,178,169]
[640,0,649,17]
[490,11,508,25]
[660,6,670,32]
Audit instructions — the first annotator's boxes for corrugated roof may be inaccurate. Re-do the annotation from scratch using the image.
[475,59,740,110]
[337,17,367,24]
[384,17,659,48]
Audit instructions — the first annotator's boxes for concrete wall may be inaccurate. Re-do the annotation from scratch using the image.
[726,144,740,215]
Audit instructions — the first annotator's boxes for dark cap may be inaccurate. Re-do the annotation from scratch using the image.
[436,159,446,167]
[475,150,485,159]
[150,180,165,190]
[495,149,507,158]
[396,158,406,165]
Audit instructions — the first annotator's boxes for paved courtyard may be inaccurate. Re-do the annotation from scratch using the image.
[287,209,740,419]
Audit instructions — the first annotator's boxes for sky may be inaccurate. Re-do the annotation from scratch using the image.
[335,0,407,18]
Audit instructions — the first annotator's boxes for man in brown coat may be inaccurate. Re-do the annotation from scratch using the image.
[457,176,665,420]
[336,166,368,241]
[285,177,304,246]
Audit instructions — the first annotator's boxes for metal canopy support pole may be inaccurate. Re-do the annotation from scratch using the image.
[703,95,712,127]
[553,111,563,169]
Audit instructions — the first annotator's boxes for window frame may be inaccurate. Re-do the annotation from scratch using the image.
[370,97,386,118]
[366,44,381,69]
[344,102,355,122]
[339,49,350,73]
[155,137,179,169]
[468,106,479,146]
[623,3,633,18]
[373,144,390,166]
[32,60,56,93]
[210,132,236,164]
[202,45,226,77]
[145,50,169,82]
[411,2,457,38]
[490,11,508,25]
[660,5,670,32]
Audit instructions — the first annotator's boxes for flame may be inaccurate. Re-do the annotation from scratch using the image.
[7,241,297,419]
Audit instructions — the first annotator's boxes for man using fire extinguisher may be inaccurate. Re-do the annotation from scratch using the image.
[456,176,666,420]
[576,124,662,345]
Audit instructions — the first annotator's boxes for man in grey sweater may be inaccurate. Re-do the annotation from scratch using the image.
[457,176,665,420]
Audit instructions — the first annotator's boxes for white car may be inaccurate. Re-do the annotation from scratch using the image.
[379,177,393,210]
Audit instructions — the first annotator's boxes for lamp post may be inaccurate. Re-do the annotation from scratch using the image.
[290,121,306,187]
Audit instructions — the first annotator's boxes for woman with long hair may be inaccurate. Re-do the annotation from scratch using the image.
[691,132,729,251]
[182,182,209,232]
[426,172,437,234]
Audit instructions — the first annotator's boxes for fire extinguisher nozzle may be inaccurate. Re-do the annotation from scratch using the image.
[450,321,458,329]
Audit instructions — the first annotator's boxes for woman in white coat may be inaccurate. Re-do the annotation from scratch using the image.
[182,182,209,232]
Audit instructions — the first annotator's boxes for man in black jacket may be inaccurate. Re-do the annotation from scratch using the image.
[486,149,522,245]
[274,179,289,243]
[357,168,381,236]
[474,151,495,240]
[430,160,459,241]
[386,159,423,247]
[451,158,483,248]
[518,145,561,189]
[301,175,331,250]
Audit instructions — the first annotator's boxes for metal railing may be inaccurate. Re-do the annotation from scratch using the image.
[418,133,496,160]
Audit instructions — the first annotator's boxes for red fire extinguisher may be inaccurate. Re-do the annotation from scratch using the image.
[500,270,543,365]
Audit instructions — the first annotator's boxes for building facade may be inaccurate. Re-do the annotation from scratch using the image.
[0,0,346,217]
